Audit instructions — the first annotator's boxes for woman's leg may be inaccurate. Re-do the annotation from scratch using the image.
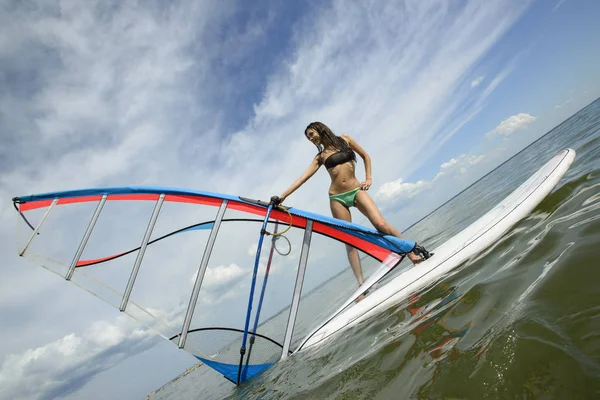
[354,190,424,263]
[330,199,364,285]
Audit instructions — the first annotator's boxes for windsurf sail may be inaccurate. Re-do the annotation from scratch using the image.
[12,187,416,384]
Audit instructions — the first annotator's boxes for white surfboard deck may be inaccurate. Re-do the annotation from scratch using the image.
[296,148,576,351]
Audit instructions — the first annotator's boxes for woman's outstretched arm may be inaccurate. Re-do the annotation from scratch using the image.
[278,155,321,202]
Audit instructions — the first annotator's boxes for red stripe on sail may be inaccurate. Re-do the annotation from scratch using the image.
[19,200,54,212]
[19,194,161,211]
[76,252,127,267]
[165,194,222,206]
[313,222,390,262]
[19,193,224,211]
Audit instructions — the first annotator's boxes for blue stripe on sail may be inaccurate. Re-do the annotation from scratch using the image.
[334,226,416,254]
[195,356,274,383]
[179,223,214,233]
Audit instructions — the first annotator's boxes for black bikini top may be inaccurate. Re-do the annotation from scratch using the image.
[324,150,355,169]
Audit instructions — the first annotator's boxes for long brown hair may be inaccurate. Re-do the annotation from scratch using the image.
[305,122,356,161]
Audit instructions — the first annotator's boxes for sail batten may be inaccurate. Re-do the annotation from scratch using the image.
[119,194,165,312]
[19,198,58,256]
[281,220,312,359]
[66,195,107,280]
[179,199,228,349]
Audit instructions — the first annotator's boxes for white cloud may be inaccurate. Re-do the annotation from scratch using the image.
[0,315,156,400]
[197,263,246,288]
[440,154,486,173]
[188,263,252,308]
[248,243,258,257]
[87,321,127,348]
[485,113,536,139]
[377,179,432,202]
[471,76,485,87]
[376,153,485,203]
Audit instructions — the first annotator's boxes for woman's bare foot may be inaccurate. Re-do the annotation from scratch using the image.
[407,252,424,264]
[408,244,433,265]
[355,294,366,303]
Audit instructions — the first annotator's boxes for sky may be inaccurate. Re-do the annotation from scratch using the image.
[1,0,599,399]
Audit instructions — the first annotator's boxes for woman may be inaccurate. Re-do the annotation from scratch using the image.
[273,122,431,287]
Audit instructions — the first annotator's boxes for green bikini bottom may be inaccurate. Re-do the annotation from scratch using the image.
[329,187,361,208]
